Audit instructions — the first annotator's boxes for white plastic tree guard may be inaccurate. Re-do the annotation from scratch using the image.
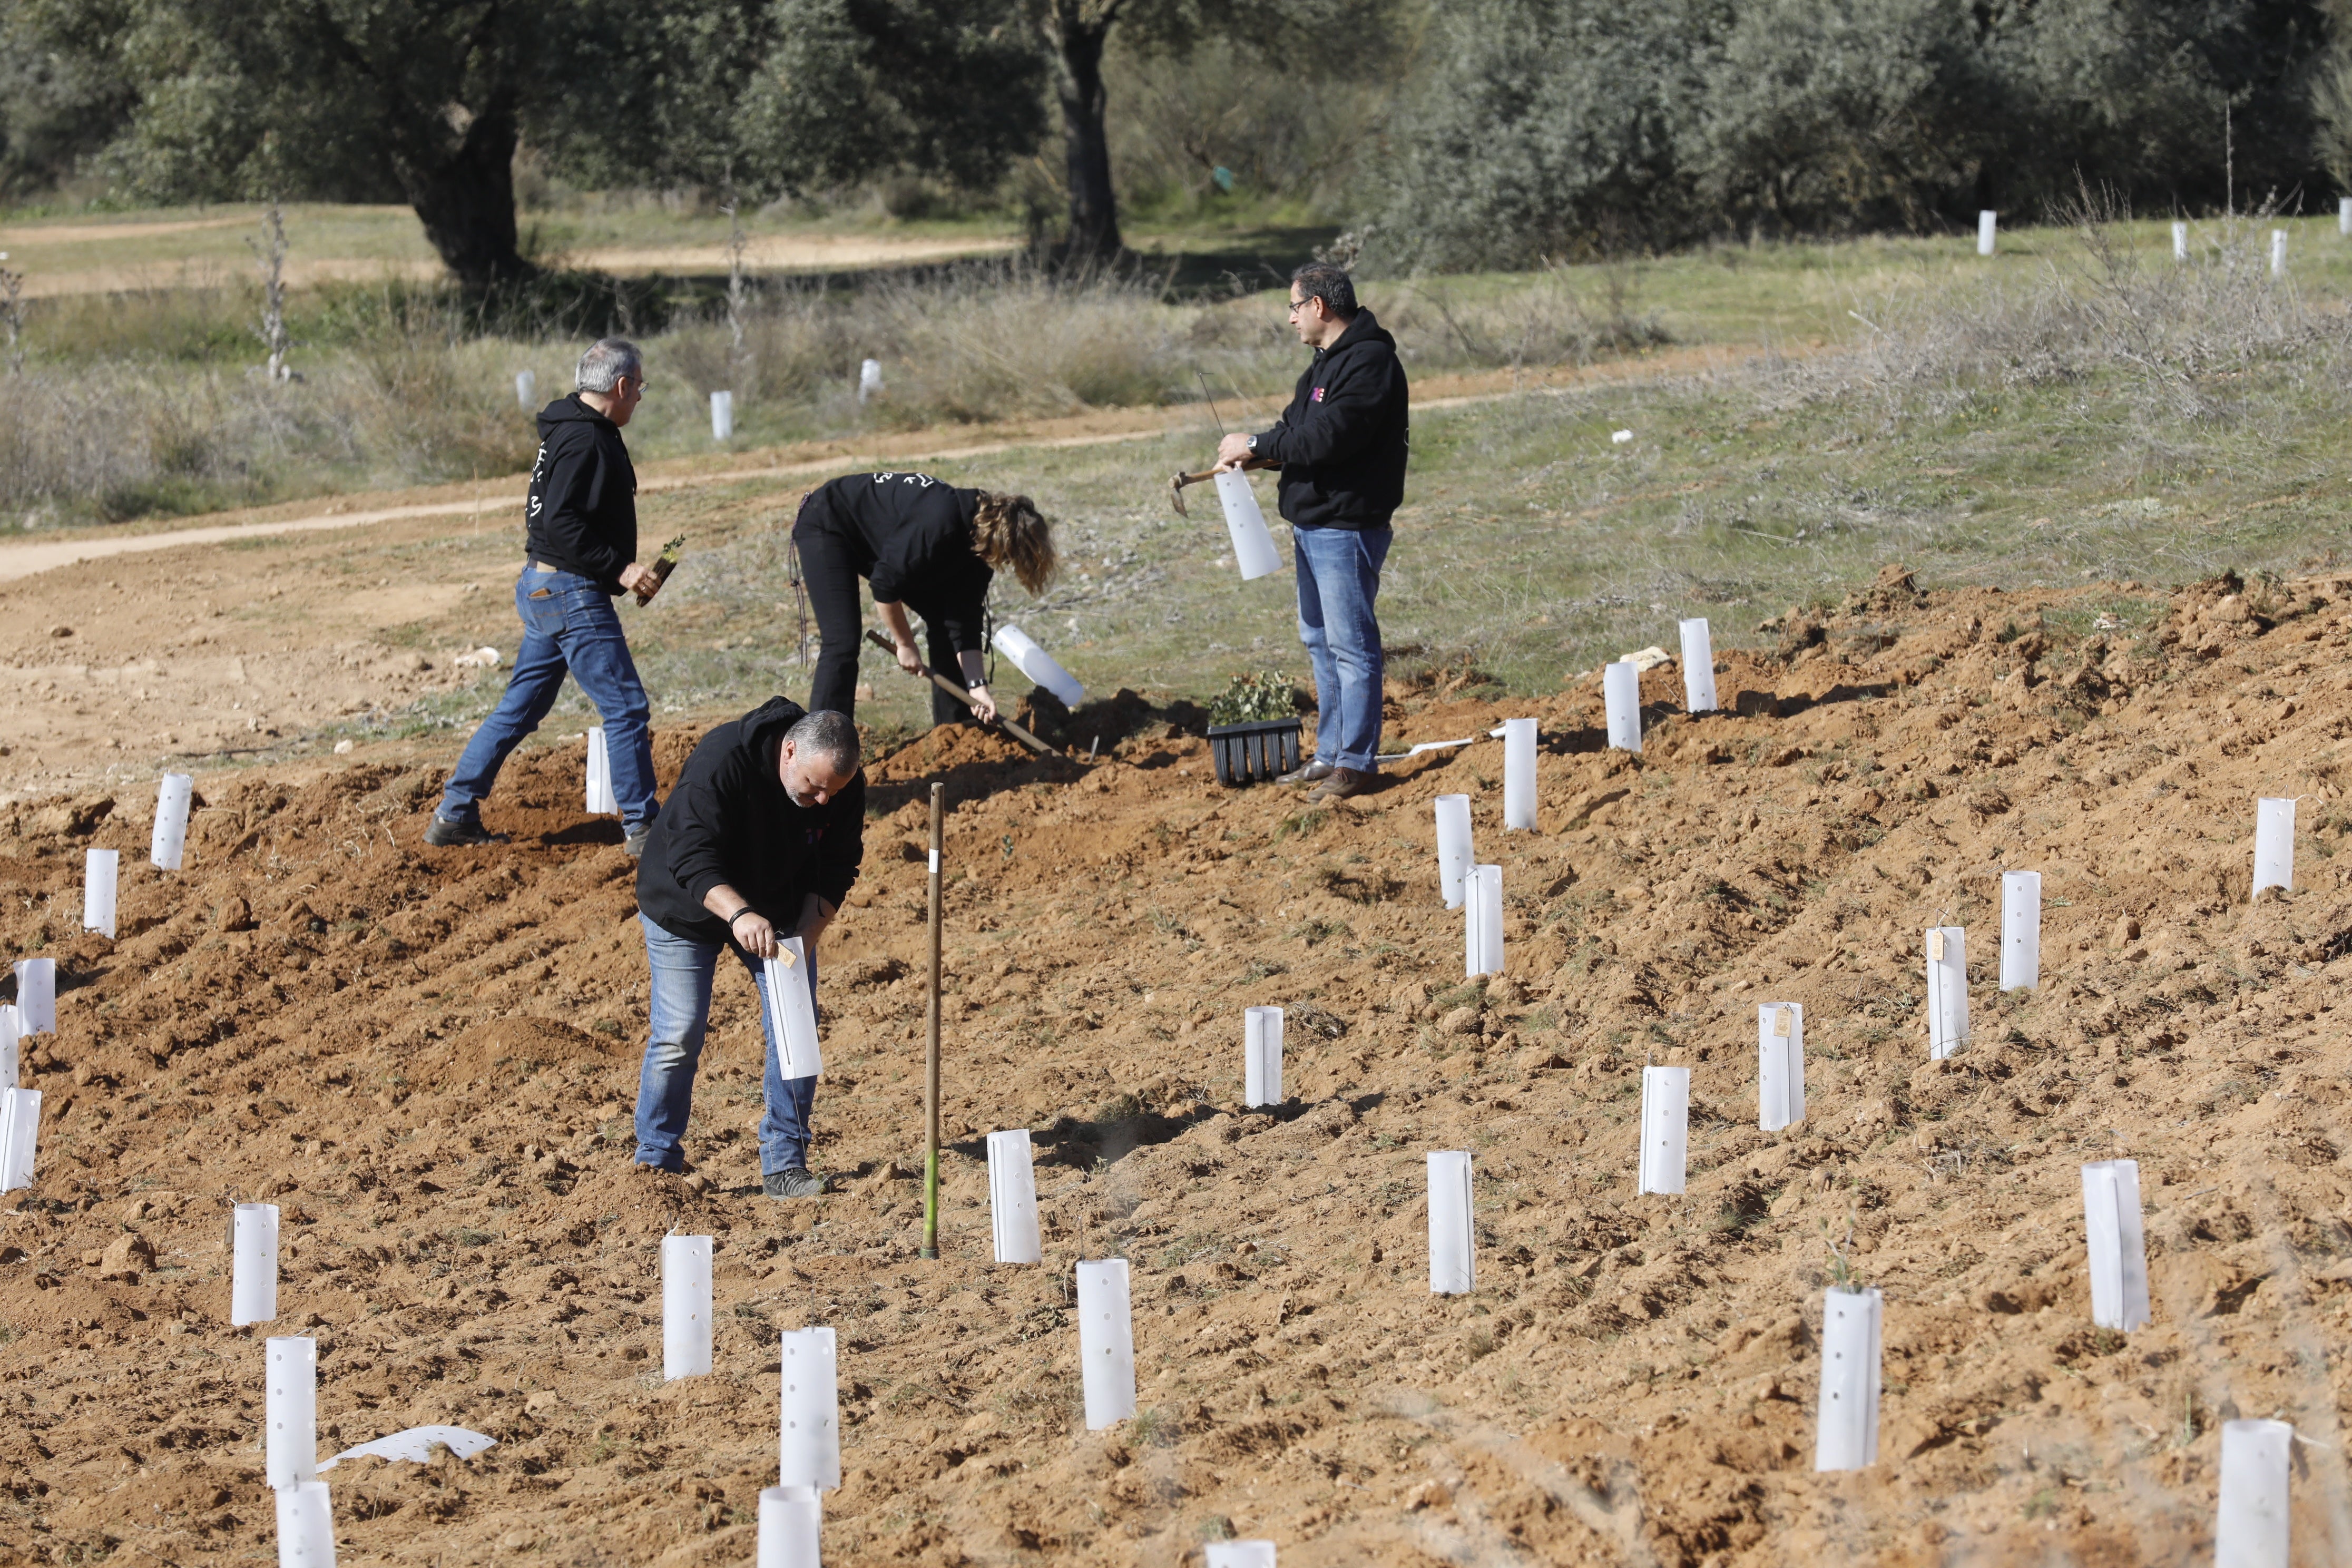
[274,1480,337,1567]
[711,390,736,441]
[777,1327,842,1489]
[515,370,537,409]
[2081,1160,2151,1331]
[232,1202,280,1326]
[1679,618,1718,713]
[266,1336,318,1490]
[1213,471,1282,581]
[1639,1067,1690,1195]
[1758,1003,1805,1132]
[2341,197,2351,236]
[758,1485,823,1567]
[1464,865,1503,978]
[1813,1287,1883,1472]
[1999,870,2041,992]
[1427,1150,1475,1295]
[1204,1544,1278,1568]
[663,1234,714,1380]
[1977,210,1997,256]
[1603,662,1642,752]
[1434,795,1473,909]
[2173,221,2190,260]
[0,1004,18,1089]
[858,358,884,404]
[83,848,117,940]
[987,1130,1042,1265]
[14,958,54,1034]
[1244,1006,1284,1108]
[2216,1418,2292,1567]
[152,772,194,870]
[761,939,822,1080]
[1075,1259,1136,1429]
[991,625,1085,708]
[586,728,617,815]
[1502,718,1537,830]
[2270,230,2288,277]
[0,1087,40,1192]
[2254,798,2294,899]
[1925,927,1968,1060]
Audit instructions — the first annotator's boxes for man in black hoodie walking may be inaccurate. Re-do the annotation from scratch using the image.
[429,338,663,854]
[1215,262,1408,803]
[632,698,865,1198]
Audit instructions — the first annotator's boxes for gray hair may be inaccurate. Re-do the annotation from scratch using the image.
[1290,261,1357,319]
[787,710,860,772]
[575,338,642,394]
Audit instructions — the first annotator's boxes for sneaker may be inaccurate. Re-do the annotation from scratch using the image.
[1274,759,1335,786]
[624,825,651,859]
[763,1168,826,1199]
[1304,767,1375,803]
[424,815,505,847]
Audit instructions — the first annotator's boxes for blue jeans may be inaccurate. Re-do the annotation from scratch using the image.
[1292,525,1391,772]
[633,914,819,1176]
[437,569,658,830]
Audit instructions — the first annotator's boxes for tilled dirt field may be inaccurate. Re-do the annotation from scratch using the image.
[6,564,2352,1565]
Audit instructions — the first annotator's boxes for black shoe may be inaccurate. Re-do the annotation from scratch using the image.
[1275,759,1336,786]
[624,825,651,859]
[424,816,505,847]
[763,1169,825,1199]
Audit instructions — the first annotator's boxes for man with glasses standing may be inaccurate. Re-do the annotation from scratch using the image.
[428,337,666,855]
[1214,262,1408,804]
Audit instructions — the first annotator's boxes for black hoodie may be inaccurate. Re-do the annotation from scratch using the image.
[636,696,866,948]
[1249,308,1410,531]
[792,473,992,652]
[523,395,638,594]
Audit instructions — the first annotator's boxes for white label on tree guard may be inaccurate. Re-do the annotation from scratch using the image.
[2254,798,2294,898]
[273,1479,337,1567]
[928,848,939,875]
[1639,1066,1690,1194]
[1679,618,1718,713]
[0,1087,40,1192]
[1204,1544,1278,1568]
[758,1485,823,1568]
[992,624,1086,708]
[1244,1006,1284,1108]
[1759,1003,1805,1132]
[1925,926,1968,1060]
[13,958,54,1035]
[152,772,194,870]
[1814,1287,1883,1471]
[2081,1160,2151,1331]
[232,1202,280,1326]
[83,848,117,940]
[0,1005,18,1091]
[586,727,617,815]
[1464,865,1503,978]
[266,1336,318,1490]
[2000,871,2041,991]
[1427,1150,1475,1295]
[777,1327,842,1489]
[1434,795,1473,909]
[663,1234,713,1380]
[2217,1419,2292,1567]
[1213,469,1282,581]
[1603,662,1642,752]
[761,939,822,1080]
[1076,1259,1137,1429]
[1502,718,1537,830]
[987,1130,1042,1265]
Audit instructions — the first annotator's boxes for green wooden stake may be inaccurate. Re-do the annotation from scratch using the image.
[921,782,944,1259]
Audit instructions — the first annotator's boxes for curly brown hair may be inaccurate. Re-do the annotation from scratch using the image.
[971,491,1057,595]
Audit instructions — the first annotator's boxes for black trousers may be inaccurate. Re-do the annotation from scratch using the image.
[795,523,969,727]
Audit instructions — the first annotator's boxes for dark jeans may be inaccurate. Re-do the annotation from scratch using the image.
[1293,525,1391,772]
[795,521,968,727]
[633,914,819,1176]
[438,569,658,829]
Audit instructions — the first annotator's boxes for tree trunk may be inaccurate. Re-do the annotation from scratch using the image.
[1046,3,1124,264]
[394,102,535,291]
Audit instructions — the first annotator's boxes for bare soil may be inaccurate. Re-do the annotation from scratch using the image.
[5,563,2352,1565]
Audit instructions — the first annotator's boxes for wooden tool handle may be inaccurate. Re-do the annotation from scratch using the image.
[859,629,1059,756]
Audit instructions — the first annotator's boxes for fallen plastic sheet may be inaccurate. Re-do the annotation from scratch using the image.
[318,1425,497,1470]
[1376,735,1481,764]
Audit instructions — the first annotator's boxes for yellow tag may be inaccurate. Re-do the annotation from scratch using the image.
[1772,1008,1792,1038]
[1928,930,1946,962]
[775,946,797,967]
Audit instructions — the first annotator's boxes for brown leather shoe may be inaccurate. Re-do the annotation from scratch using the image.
[1275,759,1335,786]
[1304,767,1375,803]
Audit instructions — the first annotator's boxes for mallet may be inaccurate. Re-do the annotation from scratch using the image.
[1168,457,1272,517]
[861,630,1059,756]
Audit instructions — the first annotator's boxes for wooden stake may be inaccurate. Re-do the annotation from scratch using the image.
[921,782,944,1259]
